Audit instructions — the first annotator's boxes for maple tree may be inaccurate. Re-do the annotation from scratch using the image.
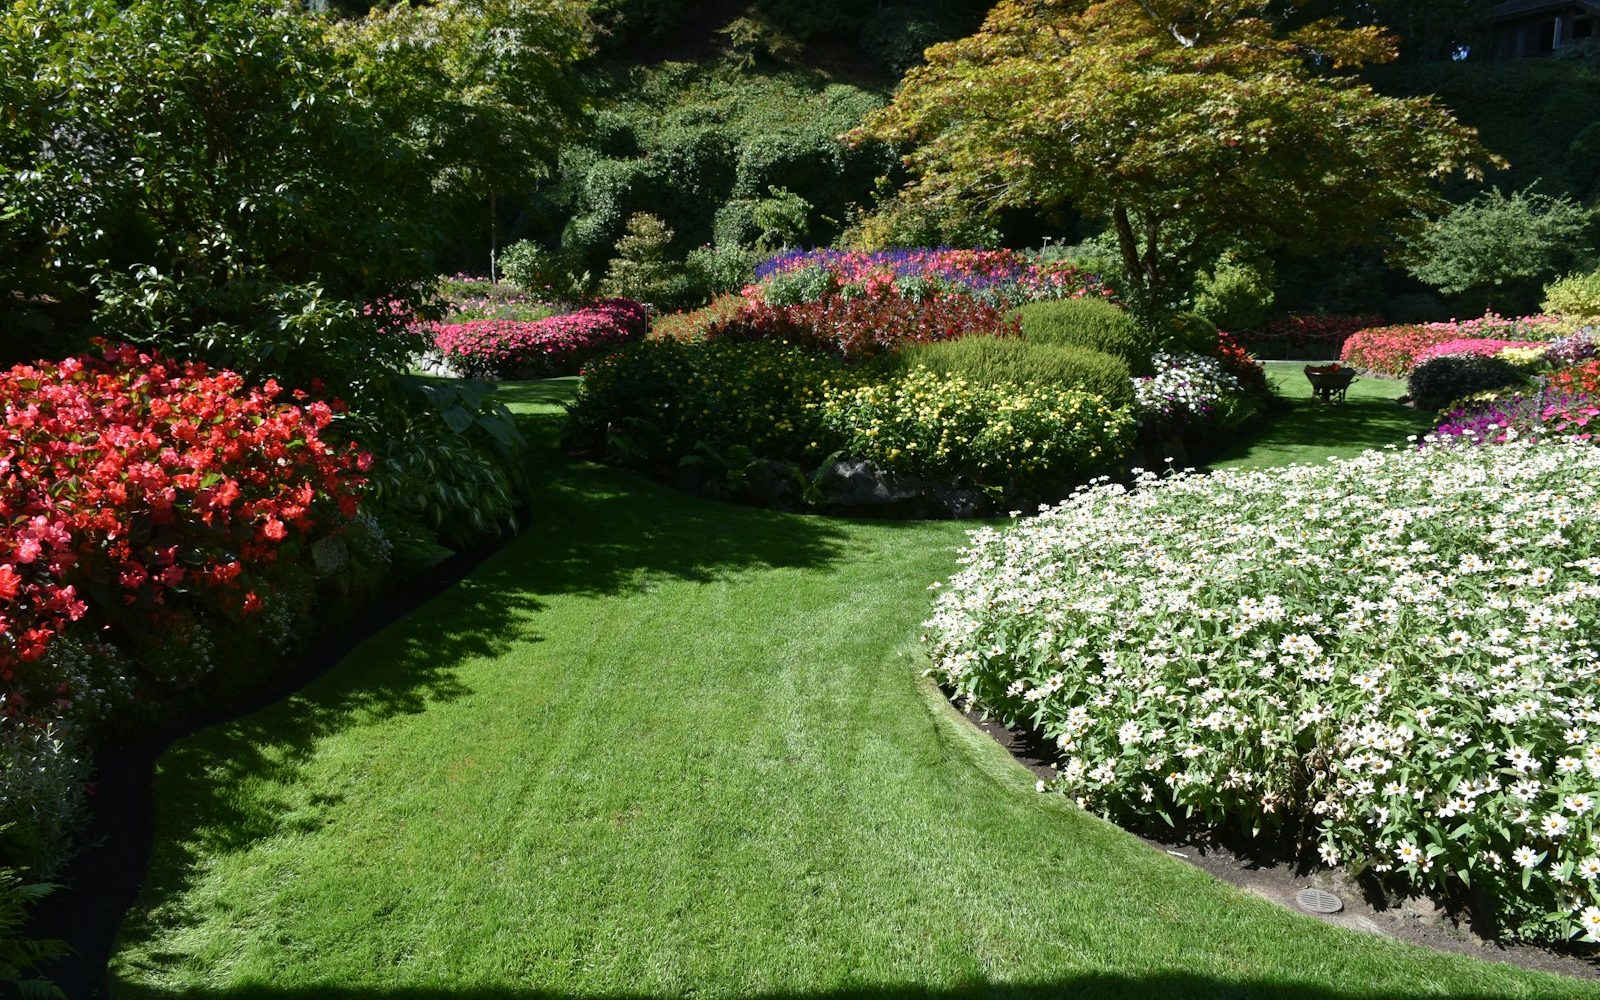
[854,0,1496,320]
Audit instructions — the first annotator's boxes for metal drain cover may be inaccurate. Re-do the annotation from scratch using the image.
[1295,887,1344,914]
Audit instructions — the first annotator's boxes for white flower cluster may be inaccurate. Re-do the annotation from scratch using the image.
[924,440,1600,942]
[1131,352,1245,425]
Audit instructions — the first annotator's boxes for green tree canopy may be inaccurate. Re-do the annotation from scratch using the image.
[854,0,1495,320]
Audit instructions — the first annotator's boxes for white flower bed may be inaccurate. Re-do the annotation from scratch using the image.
[1132,351,1243,424]
[924,441,1600,941]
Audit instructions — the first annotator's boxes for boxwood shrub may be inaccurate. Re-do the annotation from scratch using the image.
[887,336,1134,409]
[1017,298,1151,370]
[1408,355,1528,411]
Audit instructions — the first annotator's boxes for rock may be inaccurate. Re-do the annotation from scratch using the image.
[816,458,923,510]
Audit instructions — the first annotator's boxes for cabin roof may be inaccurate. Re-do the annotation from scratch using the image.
[1491,0,1600,20]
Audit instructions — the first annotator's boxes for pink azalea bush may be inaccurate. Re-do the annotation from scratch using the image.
[428,298,649,379]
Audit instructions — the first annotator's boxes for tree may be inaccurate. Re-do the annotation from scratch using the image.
[1406,187,1596,313]
[853,0,1494,321]
[602,213,686,307]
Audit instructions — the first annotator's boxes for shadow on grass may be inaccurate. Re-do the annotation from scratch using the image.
[1209,394,1437,467]
[79,448,854,1000]
[109,974,1550,1000]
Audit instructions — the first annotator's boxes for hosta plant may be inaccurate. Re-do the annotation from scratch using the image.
[925,442,1600,942]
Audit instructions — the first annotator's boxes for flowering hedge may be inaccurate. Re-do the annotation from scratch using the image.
[926,442,1600,942]
[754,248,1113,307]
[704,276,1017,360]
[816,369,1136,487]
[428,298,649,379]
[1342,315,1575,376]
[1413,338,1547,367]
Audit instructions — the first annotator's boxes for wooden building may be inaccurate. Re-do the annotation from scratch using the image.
[1491,0,1600,57]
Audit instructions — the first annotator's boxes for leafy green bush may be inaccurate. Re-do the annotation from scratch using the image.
[683,244,758,304]
[859,7,965,74]
[1543,268,1600,320]
[1408,355,1528,411]
[601,213,688,309]
[1017,299,1151,368]
[925,442,1600,943]
[1406,187,1596,315]
[364,379,528,564]
[817,369,1136,487]
[0,851,66,1000]
[1191,254,1275,332]
[564,340,846,469]
[889,336,1134,408]
[1165,312,1219,354]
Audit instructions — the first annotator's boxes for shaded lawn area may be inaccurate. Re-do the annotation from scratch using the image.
[106,379,1597,999]
[1209,361,1437,469]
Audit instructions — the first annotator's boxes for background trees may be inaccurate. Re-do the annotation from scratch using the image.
[855,0,1493,322]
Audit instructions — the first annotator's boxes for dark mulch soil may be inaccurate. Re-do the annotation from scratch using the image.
[23,528,520,1000]
[959,703,1600,982]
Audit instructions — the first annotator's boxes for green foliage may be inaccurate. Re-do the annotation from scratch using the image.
[889,336,1135,408]
[533,65,894,273]
[717,14,803,70]
[602,213,688,308]
[1542,268,1600,320]
[751,186,812,251]
[840,180,1002,251]
[564,339,846,468]
[683,245,759,303]
[1406,187,1596,313]
[855,0,1492,320]
[1191,253,1275,332]
[0,854,66,1000]
[1407,355,1527,412]
[762,265,841,307]
[859,7,966,75]
[1166,312,1220,355]
[365,378,528,563]
[817,369,1136,487]
[1017,298,1151,369]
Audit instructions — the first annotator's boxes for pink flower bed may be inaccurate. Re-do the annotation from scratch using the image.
[1412,338,1544,365]
[428,298,648,379]
[1340,315,1567,376]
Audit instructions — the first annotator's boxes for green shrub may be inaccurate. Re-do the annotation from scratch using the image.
[0,851,66,1000]
[817,369,1136,488]
[1542,268,1600,319]
[601,213,689,309]
[1191,254,1275,331]
[890,336,1134,408]
[1017,298,1151,368]
[1165,312,1219,354]
[762,263,840,306]
[564,339,847,468]
[1407,355,1528,411]
[683,244,758,304]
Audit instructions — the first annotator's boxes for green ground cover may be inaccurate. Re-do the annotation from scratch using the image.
[108,378,1596,999]
[1209,361,1437,469]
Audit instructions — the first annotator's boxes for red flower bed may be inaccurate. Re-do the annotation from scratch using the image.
[1216,330,1270,396]
[429,298,649,378]
[0,344,369,715]
[1549,359,1600,396]
[1341,315,1569,376]
[703,276,1018,360]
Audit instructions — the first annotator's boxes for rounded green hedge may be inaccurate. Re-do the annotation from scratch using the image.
[888,335,1134,409]
[1017,299,1151,370]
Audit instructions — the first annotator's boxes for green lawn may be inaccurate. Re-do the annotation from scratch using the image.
[1209,361,1437,469]
[108,378,1596,999]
